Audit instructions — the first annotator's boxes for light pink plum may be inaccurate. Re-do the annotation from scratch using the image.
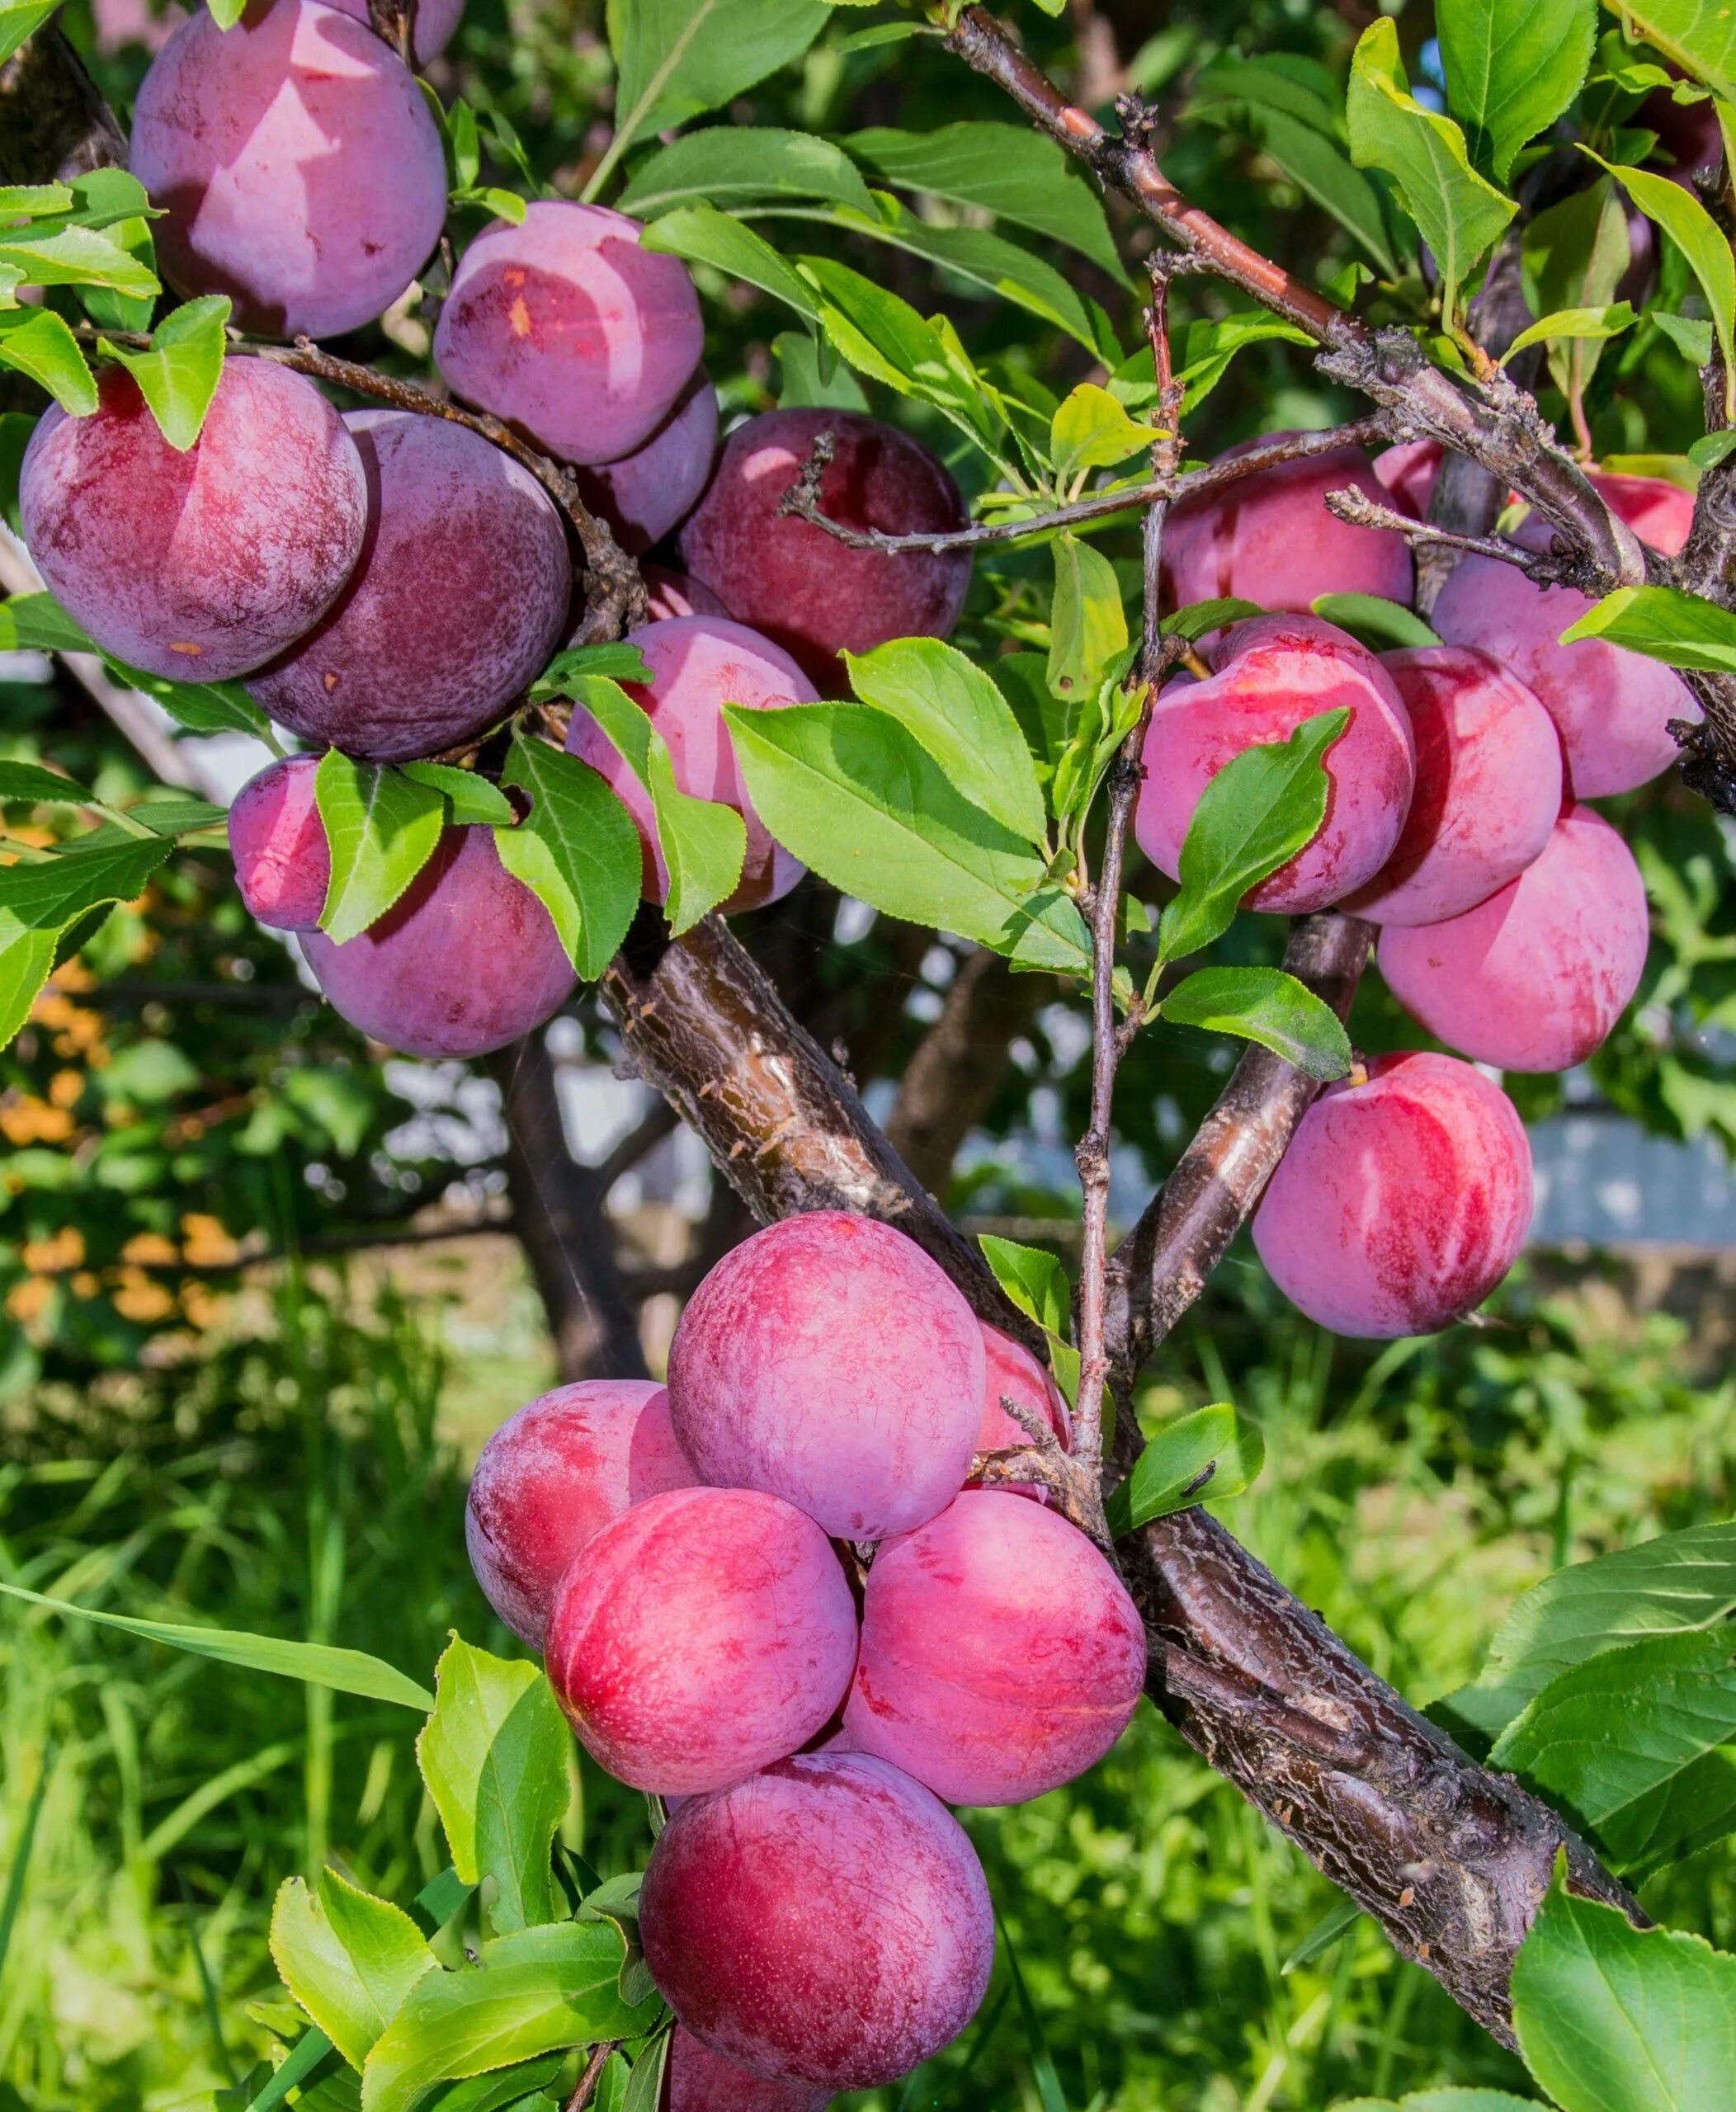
[229,755,328,931]
[1379,804,1650,1072]
[642,567,728,622]
[302,823,576,1058]
[1345,646,1564,926]
[129,0,447,340]
[565,615,815,912]
[248,408,570,761]
[324,0,464,60]
[1133,614,1416,914]
[1432,472,1701,794]
[20,361,368,681]
[666,2027,831,2112]
[1252,1052,1533,1337]
[544,1487,858,1795]
[639,1751,993,2092]
[464,1381,696,1646]
[667,1212,984,1544]
[1373,438,1441,519]
[680,408,972,687]
[575,370,719,555]
[974,1322,1071,1502]
[1159,433,1413,615]
[843,1490,1146,1806]
[434,202,704,464]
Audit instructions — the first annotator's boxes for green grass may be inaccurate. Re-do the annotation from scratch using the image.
[2,1255,1732,2110]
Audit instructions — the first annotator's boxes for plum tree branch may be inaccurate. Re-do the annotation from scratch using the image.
[1324,488,1569,581]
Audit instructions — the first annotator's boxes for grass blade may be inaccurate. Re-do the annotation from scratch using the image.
[0,1744,51,1980]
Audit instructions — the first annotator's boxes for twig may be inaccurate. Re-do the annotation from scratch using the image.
[1323,488,1566,579]
[71,325,648,642]
[564,2041,619,2112]
[781,417,1389,554]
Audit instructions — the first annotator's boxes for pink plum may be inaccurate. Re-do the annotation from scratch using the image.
[666,2026,831,2112]
[974,1322,1071,1502]
[1373,438,1441,519]
[565,615,816,912]
[248,408,571,761]
[1379,804,1650,1072]
[844,1490,1147,1806]
[20,361,368,681]
[667,1212,984,1544]
[575,370,719,555]
[544,1487,858,1795]
[642,567,728,622]
[1345,646,1564,926]
[302,823,576,1058]
[325,0,463,60]
[465,1381,696,1646]
[639,1751,993,2091]
[434,202,704,464]
[1133,615,1416,913]
[680,408,972,686]
[1160,433,1413,615]
[130,0,446,339]
[229,755,328,931]
[1252,1052,1533,1337]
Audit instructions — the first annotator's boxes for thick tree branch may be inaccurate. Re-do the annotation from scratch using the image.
[0,25,125,184]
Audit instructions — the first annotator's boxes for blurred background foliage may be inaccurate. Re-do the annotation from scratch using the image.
[4,0,1736,2105]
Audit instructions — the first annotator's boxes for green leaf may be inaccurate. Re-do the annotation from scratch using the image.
[2,409,34,534]
[1158,710,1348,964]
[531,642,654,696]
[416,1638,568,1936]
[0,759,94,807]
[130,794,229,837]
[0,307,98,416]
[1512,1863,1736,2112]
[314,752,446,946]
[106,661,273,740]
[1310,595,1441,651]
[576,1873,654,2009]
[1166,309,1319,412]
[1522,180,1635,406]
[1559,582,1736,673]
[1282,1896,1366,1978]
[618,127,876,218]
[0,1,62,65]
[599,0,830,180]
[1491,1629,1736,1872]
[1330,2095,1543,2110]
[495,736,642,980]
[0,182,73,216]
[845,638,1047,846]
[0,1579,434,1709]
[399,763,517,827]
[97,295,229,450]
[360,1922,662,2112]
[723,702,1092,974]
[417,2057,566,2111]
[0,832,169,928]
[1690,427,1736,468]
[1047,533,1127,702]
[978,1233,1072,1339]
[640,205,822,324]
[989,652,1072,793]
[1585,149,1736,379]
[270,1873,436,2067]
[1503,302,1636,360]
[1613,0,1736,97]
[1347,17,1517,314]
[1104,1402,1266,1536]
[775,328,870,412]
[1436,0,1597,182]
[567,677,746,936]
[846,122,1123,276]
[1162,597,1266,642]
[0,216,160,296]
[1451,1519,1736,1739]
[227,2026,337,2112]
[1161,965,1354,1080]
[800,254,998,441]
[0,916,62,1050]
[619,2032,670,2112]
[1049,383,1163,483]
[0,591,93,653]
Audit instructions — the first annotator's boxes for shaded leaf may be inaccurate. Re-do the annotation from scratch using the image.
[495,736,642,980]
[1104,1403,1266,1536]
[1586,148,1736,378]
[640,205,821,325]
[619,127,876,218]
[1436,0,1597,182]
[603,0,830,166]
[1047,533,1127,702]
[1160,965,1353,1079]
[1311,595,1441,651]
[399,763,517,827]
[314,752,446,946]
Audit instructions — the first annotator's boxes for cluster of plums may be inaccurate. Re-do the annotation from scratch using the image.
[1142,434,1669,1340]
[463,1213,1147,2105]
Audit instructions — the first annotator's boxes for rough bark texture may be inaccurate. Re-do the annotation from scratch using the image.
[0,25,125,184]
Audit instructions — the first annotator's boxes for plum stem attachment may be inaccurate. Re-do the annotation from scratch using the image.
[976,1392,1111,1548]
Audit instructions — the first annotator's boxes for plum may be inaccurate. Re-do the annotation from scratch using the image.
[1432,472,1700,794]
[544,1487,858,1795]
[666,2026,831,2112]
[229,754,328,931]
[465,1380,695,1646]
[1378,804,1650,1072]
[248,408,571,761]
[973,1322,1071,1502]
[565,614,816,913]
[1345,646,1564,926]
[1134,614,1416,913]
[433,202,704,465]
[129,0,446,340]
[1160,433,1413,614]
[1252,1051,1533,1337]
[639,1751,993,2091]
[679,408,972,686]
[575,370,719,556]
[667,1212,984,1543]
[844,1490,1147,1805]
[642,566,728,622]
[1372,438,1441,519]
[301,823,576,1058]
[325,0,463,60]
[21,361,368,681]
